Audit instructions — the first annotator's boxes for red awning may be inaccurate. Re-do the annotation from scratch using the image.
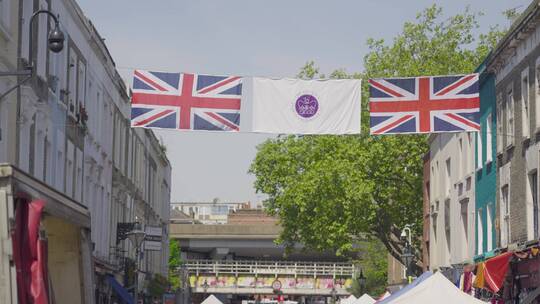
[483,252,513,293]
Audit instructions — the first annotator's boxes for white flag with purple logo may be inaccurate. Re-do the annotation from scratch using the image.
[249,77,361,134]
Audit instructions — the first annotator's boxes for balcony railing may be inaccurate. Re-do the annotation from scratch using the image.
[181,259,355,277]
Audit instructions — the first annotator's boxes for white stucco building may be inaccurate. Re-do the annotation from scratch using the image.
[429,133,476,271]
[0,0,172,302]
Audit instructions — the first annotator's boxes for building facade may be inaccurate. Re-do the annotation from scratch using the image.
[0,0,19,165]
[171,200,249,224]
[474,62,497,260]
[489,0,540,250]
[0,0,172,302]
[422,153,430,271]
[428,131,476,271]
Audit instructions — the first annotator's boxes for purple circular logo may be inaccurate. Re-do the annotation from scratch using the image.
[295,94,319,118]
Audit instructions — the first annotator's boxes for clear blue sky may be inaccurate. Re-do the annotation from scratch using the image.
[78,0,527,204]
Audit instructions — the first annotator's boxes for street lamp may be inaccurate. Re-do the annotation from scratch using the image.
[401,225,414,284]
[202,279,210,302]
[402,245,415,284]
[0,9,65,99]
[127,225,146,304]
[400,225,412,245]
[331,286,337,304]
[358,269,367,294]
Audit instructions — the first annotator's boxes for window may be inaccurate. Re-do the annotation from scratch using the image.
[29,115,36,175]
[506,86,515,147]
[77,61,86,109]
[486,113,493,163]
[211,206,229,215]
[501,185,510,247]
[431,166,436,194]
[444,199,451,253]
[461,199,469,242]
[476,131,483,170]
[530,57,540,129]
[487,205,493,251]
[497,94,503,153]
[459,138,463,175]
[67,50,77,109]
[477,209,483,255]
[531,170,539,239]
[43,136,49,183]
[432,200,439,241]
[445,158,451,196]
[522,68,530,139]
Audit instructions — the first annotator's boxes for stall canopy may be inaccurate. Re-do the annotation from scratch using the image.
[356,294,376,304]
[340,295,357,304]
[202,295,223,304]
[379,272,487,304]
[377,271,433,304]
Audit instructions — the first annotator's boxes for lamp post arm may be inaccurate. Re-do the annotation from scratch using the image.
[0,75,31,100]
[28,10,60,71]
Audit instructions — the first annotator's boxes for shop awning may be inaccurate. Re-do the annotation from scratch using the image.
[106,275,134,304]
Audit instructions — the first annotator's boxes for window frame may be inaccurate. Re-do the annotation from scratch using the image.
[506,84,515,149]
[486,113,493,164]
[522,67,531,140]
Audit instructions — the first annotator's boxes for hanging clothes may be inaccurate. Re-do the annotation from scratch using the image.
[459,271,476,295]
[473,262,485,289]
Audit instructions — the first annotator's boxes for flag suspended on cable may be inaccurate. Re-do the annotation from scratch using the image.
[131,70,242,132]
[369,74,480,135]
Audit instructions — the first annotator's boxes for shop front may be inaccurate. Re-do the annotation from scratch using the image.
[507,247,540,303]
[0,164,94,303]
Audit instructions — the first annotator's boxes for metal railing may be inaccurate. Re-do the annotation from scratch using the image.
[180,259,355,277]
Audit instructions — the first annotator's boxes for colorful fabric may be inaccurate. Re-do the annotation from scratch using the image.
[473,262,485,289]
[459,271,475,295]
[12,199,48,304]
[132,70,242,131]
[483,252,512,293]
[369,74,480,134]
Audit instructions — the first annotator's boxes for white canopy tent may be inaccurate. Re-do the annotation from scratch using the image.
[383,272,487,304]
[201,295,223,304]
[339,295,357,304]
[355,294,376,304]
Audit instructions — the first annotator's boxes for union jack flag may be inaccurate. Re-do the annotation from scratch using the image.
[131,70,242,131]
[369,74,480,134]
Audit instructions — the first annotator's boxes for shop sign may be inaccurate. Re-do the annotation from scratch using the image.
[144,226,162,251]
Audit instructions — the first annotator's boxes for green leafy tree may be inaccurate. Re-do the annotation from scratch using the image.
[348,239,388,297]
[168,240,182,290]
[250,5,506,274]
[147,273,169,298]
